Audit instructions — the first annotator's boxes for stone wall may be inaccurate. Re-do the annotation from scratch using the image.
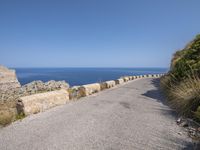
[79,83,101,96]
[115,79,124,85]
[17,89,69,115]
[122,77,130,82]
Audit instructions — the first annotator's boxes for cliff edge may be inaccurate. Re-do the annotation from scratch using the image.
[0,65,21,91]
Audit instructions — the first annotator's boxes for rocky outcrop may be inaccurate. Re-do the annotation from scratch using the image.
[0,65,20,91]
[20,80,69,96]
[17,89,69,115]
[0,66,70,125]
[0,80,69,104]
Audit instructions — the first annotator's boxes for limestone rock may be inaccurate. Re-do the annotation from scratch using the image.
[0,65,21,91]
[122,77,129,82]
[45,80,69,90]
[115,79,124,85]
[132,76,137,79]
[18,89,69,115]
[21,80,69,96]
[100,80,116,90]
[80,83,101,96]
[105,80,115,88]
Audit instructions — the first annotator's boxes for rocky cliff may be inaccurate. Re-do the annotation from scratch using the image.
[0,65,70,126]
[0,65,21,91]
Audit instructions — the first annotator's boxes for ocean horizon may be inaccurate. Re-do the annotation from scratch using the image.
[14,67,168,87]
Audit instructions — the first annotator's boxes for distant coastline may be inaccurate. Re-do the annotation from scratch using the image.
[14,67,168,86]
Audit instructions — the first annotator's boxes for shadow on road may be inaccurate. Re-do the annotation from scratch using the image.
[142,78,169,105]
[142,78,196,150]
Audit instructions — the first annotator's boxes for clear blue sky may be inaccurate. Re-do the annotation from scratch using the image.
[0,0,200,68]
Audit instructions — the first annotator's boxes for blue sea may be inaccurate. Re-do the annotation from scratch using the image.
[14,68,168,87]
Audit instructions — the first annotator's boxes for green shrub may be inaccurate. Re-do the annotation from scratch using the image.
[161,34,200,121]
[194,106,200,121]
[170,34,200,81]
[15,112,25,120]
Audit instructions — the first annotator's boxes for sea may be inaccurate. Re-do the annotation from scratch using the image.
[14,68,168,87]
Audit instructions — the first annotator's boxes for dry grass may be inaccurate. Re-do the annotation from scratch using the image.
[0,108,15,126]
[161,74,200,118]
[0,101,17,126]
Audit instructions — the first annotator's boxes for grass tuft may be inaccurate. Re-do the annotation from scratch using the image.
[161,73,200,118]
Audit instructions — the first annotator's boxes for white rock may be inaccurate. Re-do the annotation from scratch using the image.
[18,89,69,115]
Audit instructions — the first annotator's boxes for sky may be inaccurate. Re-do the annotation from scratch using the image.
[0,0,200,68]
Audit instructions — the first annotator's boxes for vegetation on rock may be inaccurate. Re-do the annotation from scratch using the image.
[161,34,200,121]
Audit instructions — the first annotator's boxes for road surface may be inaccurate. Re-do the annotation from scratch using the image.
[0,78,193,150]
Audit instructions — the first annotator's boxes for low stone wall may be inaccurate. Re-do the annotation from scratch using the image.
[68,86,83,100]
[0,68,164,126]
[79,83,101,96]
[105,80,116,88]
[17,89,69,115]
[122,77,129,82]
[69,74,164,100]
[100,80,116,90]
[115,79,124,85]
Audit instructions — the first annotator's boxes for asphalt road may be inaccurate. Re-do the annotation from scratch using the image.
[0,78,193,150]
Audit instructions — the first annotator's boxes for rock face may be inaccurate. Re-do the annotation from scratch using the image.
[20,80,69,96]
[0,65,21,125]
[0,65,21,91]
[0,80,69,104]
[18,89,69,115]
[0,65,70,125]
